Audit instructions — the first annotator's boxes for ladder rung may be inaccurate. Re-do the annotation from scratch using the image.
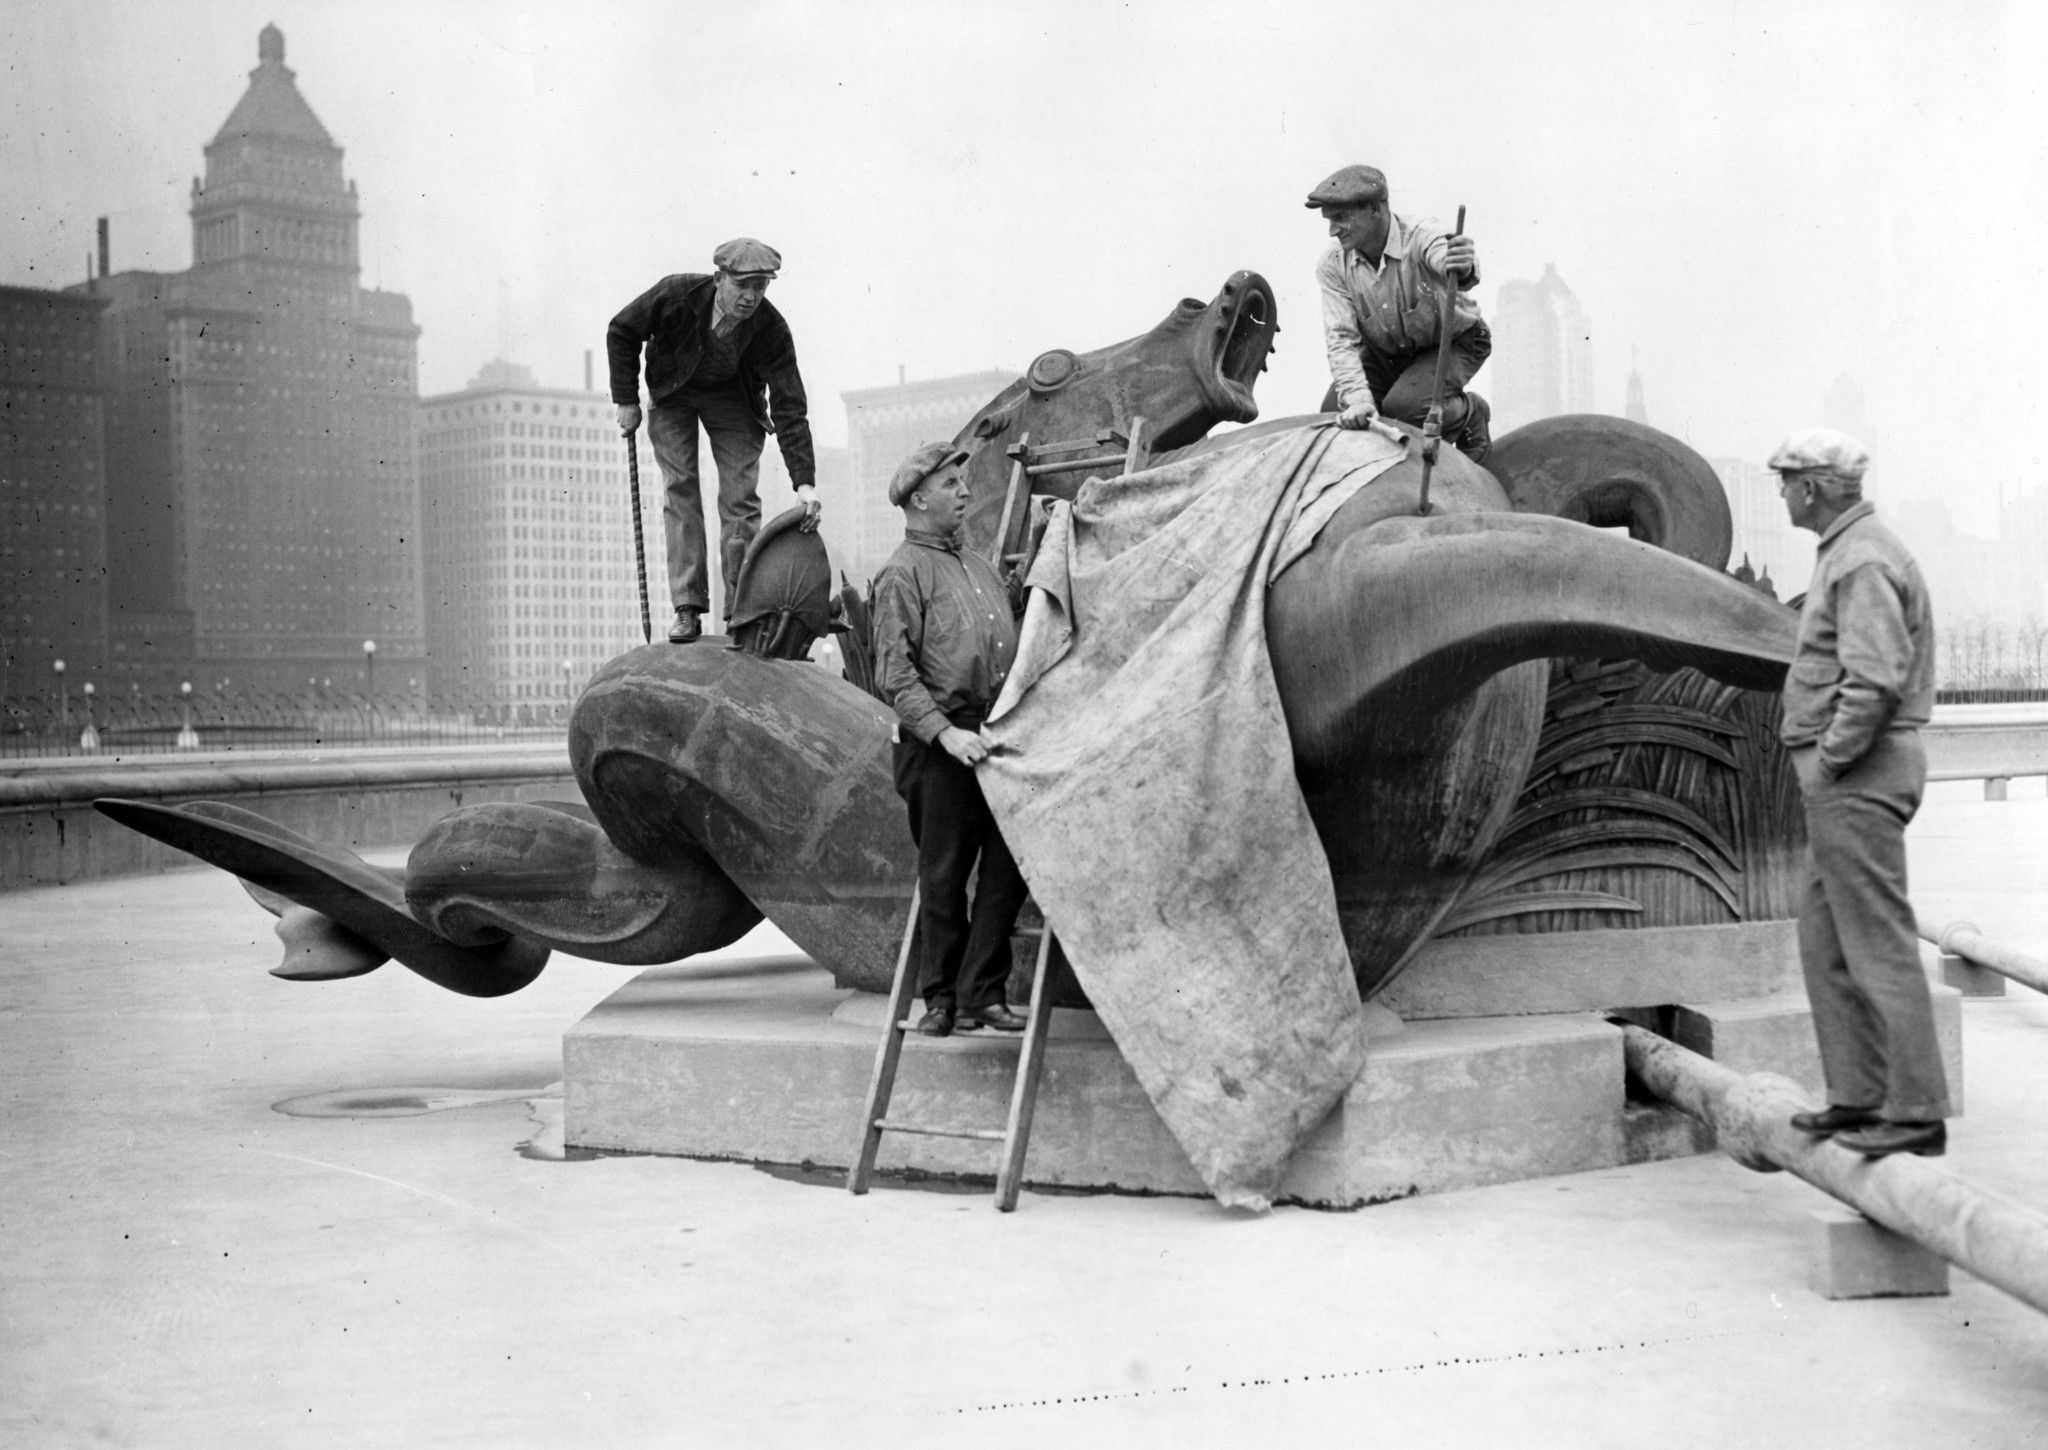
[1026,455,1127,476]
[873,1118,1006,1142]
[1014,436,1113,458]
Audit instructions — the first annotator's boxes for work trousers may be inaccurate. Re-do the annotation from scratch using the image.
[1319,319,1493,457]
[893,733,1030,1012]
[646,388,765,621]
[1793,730,1951,1121]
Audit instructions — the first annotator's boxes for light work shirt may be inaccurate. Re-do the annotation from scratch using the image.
[871,527,1020,743]
[1317,212,1483,411]
[1779,501,1936,770]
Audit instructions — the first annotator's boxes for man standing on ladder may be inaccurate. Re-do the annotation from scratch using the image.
[607,238,821,644]
[1307,164,1493,462]
[870,443,1030,1038]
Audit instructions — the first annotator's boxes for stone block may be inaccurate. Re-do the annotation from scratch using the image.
[1382,921,1802,1020]
[563,961,1667,1207]
[1807,1207,1949,1300]
[1939,952,2007,998]
[1670,986,1964,1115]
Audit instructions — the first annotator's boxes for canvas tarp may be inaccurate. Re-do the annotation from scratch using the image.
[980,422,1407,1208]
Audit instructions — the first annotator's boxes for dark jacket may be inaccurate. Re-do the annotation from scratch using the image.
[871,528,1021,743]
[606,272,817,489]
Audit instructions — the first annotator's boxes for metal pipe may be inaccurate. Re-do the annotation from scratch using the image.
[1619,1023,2048,1315]
[1918,918,2048,995]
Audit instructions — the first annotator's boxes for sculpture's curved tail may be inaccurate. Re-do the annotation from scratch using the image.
[92,798,550,997]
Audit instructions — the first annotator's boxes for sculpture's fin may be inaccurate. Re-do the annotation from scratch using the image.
[92,799,548,997]
[1271,511,1796,767]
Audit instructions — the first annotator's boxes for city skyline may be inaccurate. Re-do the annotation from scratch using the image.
[8,2,2043,539]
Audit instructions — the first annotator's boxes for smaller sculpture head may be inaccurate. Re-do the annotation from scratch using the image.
[952,271,1279,559]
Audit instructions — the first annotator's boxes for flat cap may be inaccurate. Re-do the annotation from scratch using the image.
[1767,428,1870,480]
[1305,164,1388,209]
[712,237,781,277]
[888,442,970,506]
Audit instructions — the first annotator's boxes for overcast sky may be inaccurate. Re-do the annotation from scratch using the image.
[6,0,2044,531]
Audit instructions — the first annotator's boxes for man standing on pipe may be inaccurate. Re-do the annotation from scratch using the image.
[608,238,821,645]
[1306,164,1492,461]
[1773,429,1948,1158]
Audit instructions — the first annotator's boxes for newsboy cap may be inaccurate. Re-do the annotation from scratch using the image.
[888,442,970,506]
[712,237,781,277]
[1305,164,1389,209]
[1767,428,1870,481]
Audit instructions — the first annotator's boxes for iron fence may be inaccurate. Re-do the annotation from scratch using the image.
[0,689,570,759]
[1934,617,2048,704]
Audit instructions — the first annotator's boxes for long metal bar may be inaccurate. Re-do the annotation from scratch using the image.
[1620,1023,2048,1314]
[623,428,652,643]
[847,883,923,1194]
[1414,203,1466,517]
[1917,917,2048,995]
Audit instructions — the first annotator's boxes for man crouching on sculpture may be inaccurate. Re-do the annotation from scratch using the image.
[607,238,821,645]
[1775,429,1949,1158]
[1308,163,1492,460]
[872,443,1031,1038]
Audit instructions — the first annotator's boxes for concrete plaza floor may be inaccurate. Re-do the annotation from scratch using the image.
[4,782,2047,1447]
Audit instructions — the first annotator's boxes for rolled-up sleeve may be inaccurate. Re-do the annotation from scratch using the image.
[871,570,948,743]
[1316,250,1373,411]
[1820,564,1912,769]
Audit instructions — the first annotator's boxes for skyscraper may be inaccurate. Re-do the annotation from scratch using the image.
[417,363,648,702]
[1490,264,1594,434]
[0,285,109,697]
[837,369,1018,584]
[82,26,423,692]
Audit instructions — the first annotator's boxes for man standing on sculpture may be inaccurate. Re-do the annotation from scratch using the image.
[608,238,821,644]
[1774,429,1949,1158]
[1307,164,1492,461]
[871,443,1030,1038]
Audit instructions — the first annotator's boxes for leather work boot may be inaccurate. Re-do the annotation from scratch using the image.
[1789,1105,1882,1137]
[914,1004,955,1038]
[1834,1120,1947,1158]
[958,1002,1028,1033]
[668,608,702,644]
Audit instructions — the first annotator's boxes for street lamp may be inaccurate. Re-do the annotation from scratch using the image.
[177,681,199,750]
[363,639,377,697]
[53,660,67,741]
[79,681,99,753]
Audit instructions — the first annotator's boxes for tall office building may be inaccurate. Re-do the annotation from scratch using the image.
[1490,264,1594,434]
[417,362,649,701]
[0,285,110,696]
[837,369,1018,584]
[81,26,423,692]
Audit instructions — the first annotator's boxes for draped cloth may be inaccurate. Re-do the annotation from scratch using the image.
[980,423,1407,1208]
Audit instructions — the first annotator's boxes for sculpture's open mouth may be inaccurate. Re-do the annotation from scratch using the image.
[1195,271,1277,426]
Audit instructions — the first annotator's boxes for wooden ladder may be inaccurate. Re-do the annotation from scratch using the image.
[989,418,1150,572]
[846,887,1060,1211]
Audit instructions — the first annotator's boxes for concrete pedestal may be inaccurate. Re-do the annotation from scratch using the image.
[560,952,1945,1207]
